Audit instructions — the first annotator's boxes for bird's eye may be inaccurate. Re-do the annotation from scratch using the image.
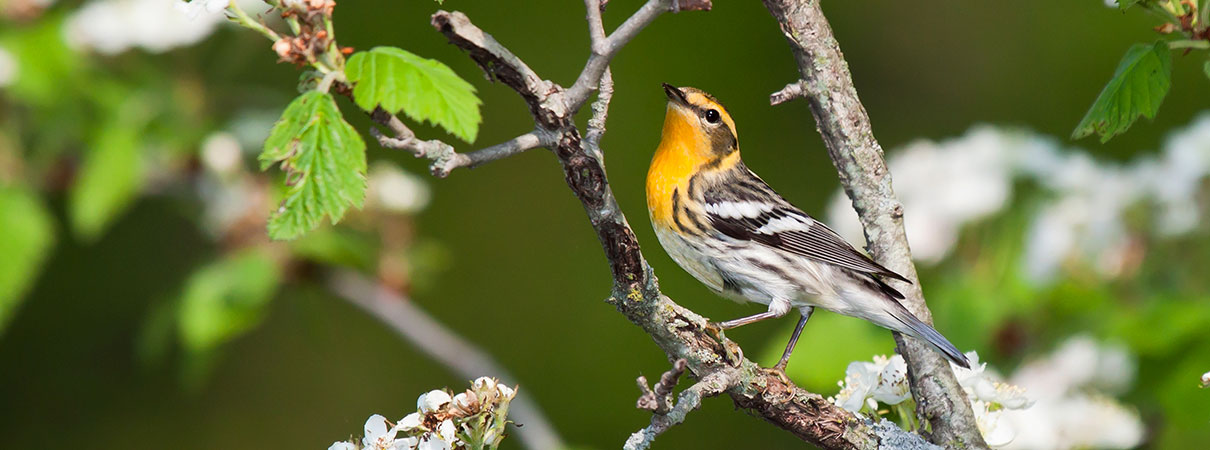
[704,109,721,124]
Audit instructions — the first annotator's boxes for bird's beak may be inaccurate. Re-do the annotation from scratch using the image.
[662,83,688,105]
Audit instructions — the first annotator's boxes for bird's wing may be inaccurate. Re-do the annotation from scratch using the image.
[701,173,910,284]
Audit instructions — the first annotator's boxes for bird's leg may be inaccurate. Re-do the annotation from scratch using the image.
[774,306,814,371]
[715,310,782,330]
[707,301,791,367]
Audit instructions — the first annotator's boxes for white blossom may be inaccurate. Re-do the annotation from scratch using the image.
[201,132,243,176]
[1148,114,1210,234]
[869,355,910,405]
[395,412,423,433]
[64,0,271,54]
[333,379,514,450]
[472,376,497,391]
[366,163,431,214]
[832,357,884,413]
[451,392,472,410]
[414,421,457,450]
[972,400,1015,446]
[497,383,516,400]
[1001,335,1144,450]
[65,0,223,54]
[361,414,411,450]
[176,0,229,19]
[834,351,1031,447]
[1201,371,1209,388]
[824,116,1210,283]
[827,126,1018,263]
[1008,334,1134,398]
[417,390,451,414]
[0,45,17,88]
[327,442,356,450]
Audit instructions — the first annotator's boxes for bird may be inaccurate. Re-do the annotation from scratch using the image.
[645,84,969,371]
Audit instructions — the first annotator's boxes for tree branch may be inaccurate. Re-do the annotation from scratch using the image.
[326,270,565,450]
[366,108,549,178]
[760,0,987,447]
[565,0,712,111]
[421,4,937,449]
[635,358,688,414]
[624,365,739,450]
[584,67,613,160]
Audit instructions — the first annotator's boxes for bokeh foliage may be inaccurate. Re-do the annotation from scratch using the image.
[1,1,1208,449]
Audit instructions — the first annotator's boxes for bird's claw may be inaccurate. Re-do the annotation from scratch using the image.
[705,321,725,342]
[769,364,792,387]
[705,322,743,366]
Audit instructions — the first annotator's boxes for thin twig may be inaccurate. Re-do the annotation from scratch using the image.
[326,270,565,450]
[367,107,549,177]
[769,80,806,106]
[565,0,711,111]
[635,358,688,413]
[623,368,740,450]
[427,5,919,449]
[761,0,987,447]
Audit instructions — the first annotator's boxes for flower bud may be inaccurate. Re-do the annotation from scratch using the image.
[417,390,451,414]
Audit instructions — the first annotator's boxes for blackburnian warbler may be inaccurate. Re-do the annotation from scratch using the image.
[646,84,969,371]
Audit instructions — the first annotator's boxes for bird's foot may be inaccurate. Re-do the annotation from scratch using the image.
[705,322,743,366]
[769,363,793,387]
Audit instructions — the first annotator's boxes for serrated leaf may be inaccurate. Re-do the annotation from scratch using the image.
[69,107,144,240]
[1073,41,1171,143]
[177,249,281,354]
[345,47,482,142]
[0,185,55,335]
[259,90,367,240]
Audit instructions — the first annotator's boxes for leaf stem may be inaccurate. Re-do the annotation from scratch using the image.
[1169,39,1210,49]
[1167,0,1186,16]
[1144,3,1185,27]
[226,3,280,42]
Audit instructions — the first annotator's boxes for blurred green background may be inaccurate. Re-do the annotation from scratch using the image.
[1,1,1208,449]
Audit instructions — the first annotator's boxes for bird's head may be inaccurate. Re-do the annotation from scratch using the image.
[659,84,739,162]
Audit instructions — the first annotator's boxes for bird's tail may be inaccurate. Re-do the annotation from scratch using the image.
[884,303,970,369]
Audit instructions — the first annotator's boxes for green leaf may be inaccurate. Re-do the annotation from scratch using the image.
[345,47,482,142]
[68,104,145,240]
[0,185,55,334]
[1072,41,1172,143]
[177,249,282,354]
[259,90,367,240]
[289,226,379,271]
[1115,0,1142,10]
[1203,60,1210,81]
[0,16,82,107]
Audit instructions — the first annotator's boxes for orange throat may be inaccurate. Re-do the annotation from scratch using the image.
[647,108,702,228]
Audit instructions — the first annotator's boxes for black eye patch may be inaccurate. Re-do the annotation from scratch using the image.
[704,109,721,124]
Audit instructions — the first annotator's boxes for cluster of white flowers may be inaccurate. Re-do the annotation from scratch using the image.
[826,115,1210,283]
[1000,334,1143,449]
[0,45,17,88]
[195,130,263,236]
[328,377,518,450]
[194,121,432,236]
[62,0,268,55]
[831,351,1033,447]
[366,163,432,215]
[827,127,1018,263]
